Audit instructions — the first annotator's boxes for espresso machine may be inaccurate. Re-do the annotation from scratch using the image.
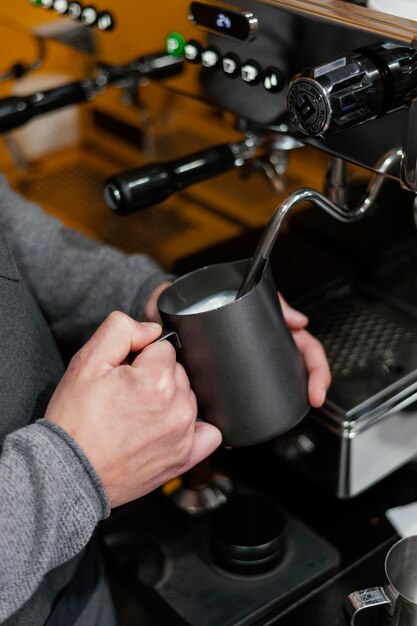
[96,2,417,624]
[9,0,417,624]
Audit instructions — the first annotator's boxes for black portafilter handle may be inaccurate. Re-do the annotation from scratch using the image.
[0,80,95,133]
[0,51,184,134]
[104,143,239,214]
[101,51,184,83]
[287,42,415,137]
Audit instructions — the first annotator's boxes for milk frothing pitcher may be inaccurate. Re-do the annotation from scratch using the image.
[346,536,417,625]
[157,258,309,447]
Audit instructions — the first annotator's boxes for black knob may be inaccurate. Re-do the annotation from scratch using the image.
[288,43,414,137]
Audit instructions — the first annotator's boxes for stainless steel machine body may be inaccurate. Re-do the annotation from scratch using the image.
[136,0,417,498]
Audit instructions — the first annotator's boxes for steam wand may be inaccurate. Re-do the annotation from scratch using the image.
[237,147,402,298]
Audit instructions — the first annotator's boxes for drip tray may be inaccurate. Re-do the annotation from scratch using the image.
[278,279,417,497]
[299,280,417,418]
[363,243,417,319]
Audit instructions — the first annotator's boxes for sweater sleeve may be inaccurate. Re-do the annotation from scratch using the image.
[0,174,173,352]
[0,419,109,622]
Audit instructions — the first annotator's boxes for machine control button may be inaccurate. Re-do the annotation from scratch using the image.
[241,60,261,85]
[201,46,220,69]
[166,32,186,58]
[184,40,203,63]
[53,0,68,12]
[31,0,115,30]
[67,1,82,18]
[222,53,240,78]
[97,10,114,31]
[263,67,283,93]
[81,5,98,26]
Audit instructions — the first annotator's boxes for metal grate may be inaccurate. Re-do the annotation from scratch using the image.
[305,293,414,378]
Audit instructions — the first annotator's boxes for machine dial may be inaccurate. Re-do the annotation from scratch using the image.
[288,43,414,137]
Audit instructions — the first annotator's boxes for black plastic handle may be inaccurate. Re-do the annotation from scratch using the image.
[0,51,183,134]
[104,143,238,214]
[0,80,95,133]
[103,51,184,84]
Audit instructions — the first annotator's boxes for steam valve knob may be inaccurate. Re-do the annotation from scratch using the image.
[287,42,414,137]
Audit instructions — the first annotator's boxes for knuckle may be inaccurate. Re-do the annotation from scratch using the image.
[146,339,176,364]
[319,342,331,367]
[312,336,324,353]
[188,389,198,414]
[154,367,176,404]
[158,339,177,360]
[69,346,92,371]
[175,436,195,471]
[177,403,195,430]
[180,438,194,465]
[107,310,133,330]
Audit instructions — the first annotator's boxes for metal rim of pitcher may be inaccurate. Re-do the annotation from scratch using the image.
[157,258,265,317]
[384,535,417,606]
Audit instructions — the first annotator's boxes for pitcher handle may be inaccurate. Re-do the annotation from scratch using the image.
[345,587,391,625]
[155,329,182,349]
[129,328,181,364]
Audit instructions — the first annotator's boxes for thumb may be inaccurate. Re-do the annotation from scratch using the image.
[186,422,223,468]
[77,311,162,369]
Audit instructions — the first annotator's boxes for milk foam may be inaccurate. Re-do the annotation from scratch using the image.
[178,290,237,315]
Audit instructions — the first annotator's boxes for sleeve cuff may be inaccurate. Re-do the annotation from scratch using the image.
[128,268,176,321]
[35,419,111,520]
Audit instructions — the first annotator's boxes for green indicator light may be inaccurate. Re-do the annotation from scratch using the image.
[29,0,42,4]
[166,32,185,58]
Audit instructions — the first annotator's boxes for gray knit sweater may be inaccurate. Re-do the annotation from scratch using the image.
[0,174,172,624]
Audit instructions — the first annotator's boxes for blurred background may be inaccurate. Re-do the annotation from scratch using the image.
[0,0,331,275]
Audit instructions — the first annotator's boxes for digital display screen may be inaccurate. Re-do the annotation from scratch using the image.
[189,2,257,42]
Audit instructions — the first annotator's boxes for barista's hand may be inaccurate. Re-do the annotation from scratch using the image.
[45,311,222,508]
[279,294,331,408]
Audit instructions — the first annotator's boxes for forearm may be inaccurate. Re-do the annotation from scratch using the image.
[0,420,109,622]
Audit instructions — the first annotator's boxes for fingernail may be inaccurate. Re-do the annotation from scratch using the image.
[289,308,309,323]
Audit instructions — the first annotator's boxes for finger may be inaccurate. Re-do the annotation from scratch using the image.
[131,336,176,371]
[78,311,162,369]
[185,422,223,468]
[293,329,331,407]
[174,362,193,395]
[278,293,309,330]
